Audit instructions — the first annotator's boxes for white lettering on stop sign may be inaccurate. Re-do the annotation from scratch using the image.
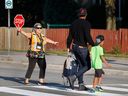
[14,14,25,28]
[14,18,24,24]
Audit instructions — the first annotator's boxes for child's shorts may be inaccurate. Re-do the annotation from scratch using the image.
[95,69,105,77]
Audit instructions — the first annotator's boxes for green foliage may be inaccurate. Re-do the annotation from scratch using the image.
[111,45,121,55]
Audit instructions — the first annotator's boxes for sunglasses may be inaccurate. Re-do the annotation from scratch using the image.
[36,27,42,29]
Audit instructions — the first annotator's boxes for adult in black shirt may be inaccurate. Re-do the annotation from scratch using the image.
[67,8,94,90]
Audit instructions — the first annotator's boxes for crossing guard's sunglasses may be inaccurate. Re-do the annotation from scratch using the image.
[35,27,42,29]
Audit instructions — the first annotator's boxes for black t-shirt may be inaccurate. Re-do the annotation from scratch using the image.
[67,18,94,48]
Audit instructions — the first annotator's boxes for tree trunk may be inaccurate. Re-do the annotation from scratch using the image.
[105,0,116,30]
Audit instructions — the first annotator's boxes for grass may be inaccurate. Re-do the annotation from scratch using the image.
[45,50,67,56]
[1,50,128,58]
[105,53,128,58]
[46,50,128,58]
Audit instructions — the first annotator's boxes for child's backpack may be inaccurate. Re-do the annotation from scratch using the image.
[62,51,79,81]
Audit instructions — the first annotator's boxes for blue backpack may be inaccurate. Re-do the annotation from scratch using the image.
[62,51,79,77]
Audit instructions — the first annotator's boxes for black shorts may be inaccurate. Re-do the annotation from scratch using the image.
[95,69,105,77]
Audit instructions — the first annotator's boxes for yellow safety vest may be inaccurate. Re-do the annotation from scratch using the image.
[30,32,46,52]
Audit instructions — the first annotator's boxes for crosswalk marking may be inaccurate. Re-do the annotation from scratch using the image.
[101,86,128,92]
[103,84,128,86]
[117,84,128,87]
[0,84,127,96]
[87,85,128,92]
[33,85,122,96]
[0,87,65,96]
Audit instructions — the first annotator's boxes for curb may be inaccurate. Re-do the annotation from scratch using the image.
[0,60,128,76]
[85,69,128,76]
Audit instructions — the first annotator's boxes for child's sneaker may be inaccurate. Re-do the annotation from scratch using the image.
[87,88,95,93]
[96,86,104,92]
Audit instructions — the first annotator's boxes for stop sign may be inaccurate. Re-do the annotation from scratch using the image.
[14,14,25,28]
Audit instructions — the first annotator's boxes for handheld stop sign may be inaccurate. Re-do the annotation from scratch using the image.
[14,14,25,35]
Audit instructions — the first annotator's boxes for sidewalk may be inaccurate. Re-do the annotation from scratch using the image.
[0,51,128,76]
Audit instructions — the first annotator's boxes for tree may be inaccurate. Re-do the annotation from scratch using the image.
[0,0,44,27]
[43,0,78,24]
[105,0,116,30]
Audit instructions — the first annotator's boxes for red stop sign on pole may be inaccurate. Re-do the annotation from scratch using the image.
[14,14,25,28]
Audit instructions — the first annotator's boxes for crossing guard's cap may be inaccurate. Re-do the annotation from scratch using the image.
[34,23,42,28]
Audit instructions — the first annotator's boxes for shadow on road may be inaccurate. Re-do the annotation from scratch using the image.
[0,76,32,84]
[0,76,65,87]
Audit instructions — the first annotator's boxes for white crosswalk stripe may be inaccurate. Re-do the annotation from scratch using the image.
[98,86,128,92]
[33,85,122,96]
[115,84,128,87]
[0,87,65,96]
[87,85,128,92]
[0,84,128,96]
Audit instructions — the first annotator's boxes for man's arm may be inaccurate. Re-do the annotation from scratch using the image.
[67,25,73,50]
[84,22,95,46]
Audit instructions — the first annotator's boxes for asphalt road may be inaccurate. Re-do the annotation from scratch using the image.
[0,51,128,96]
[0,61,128,96]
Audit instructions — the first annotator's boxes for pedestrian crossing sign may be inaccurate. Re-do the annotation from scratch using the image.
[5,0,13,9]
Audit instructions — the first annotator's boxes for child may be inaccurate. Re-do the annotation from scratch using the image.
[90,35,111,92]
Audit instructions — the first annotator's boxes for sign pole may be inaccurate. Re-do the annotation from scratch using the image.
[8,9,10,55]
[5,0,13,55]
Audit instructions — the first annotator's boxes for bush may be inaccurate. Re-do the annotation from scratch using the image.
[111,45,121,55]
